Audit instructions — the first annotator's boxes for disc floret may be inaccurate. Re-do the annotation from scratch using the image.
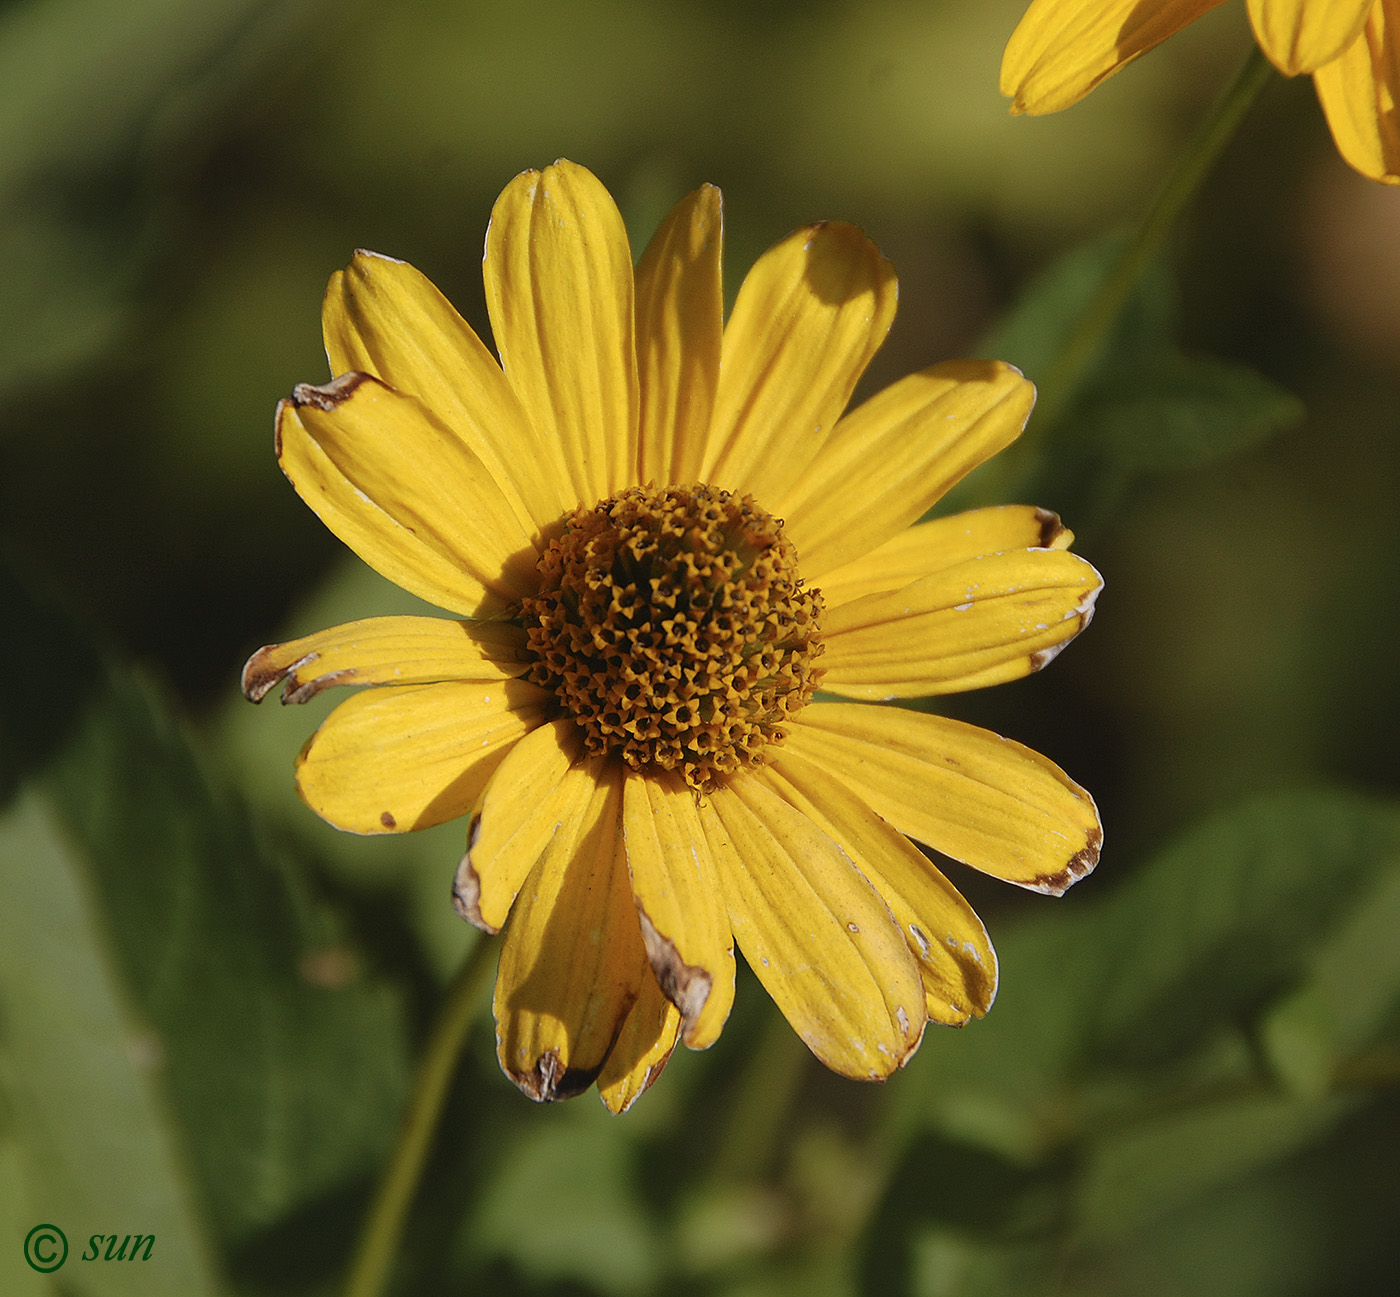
[522,484,824,790]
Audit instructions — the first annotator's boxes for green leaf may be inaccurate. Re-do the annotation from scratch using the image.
[888,908,1108,1161]
[43,668,411,1245]
[1089,790,1400,1062]
[0,792,224,1296]
[1074,350,1304,473]
[1261,859,1400,1098]
[466,1109,662,1295]
[1,565,412,1247]
[1076,1090,1353,1245]
[977,232,1175,392]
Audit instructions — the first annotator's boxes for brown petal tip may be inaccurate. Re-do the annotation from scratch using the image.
[241,647,317,703]
[1029,581,1102,672]
[1033,507,1068,548]
[509,1049,601,1103]
[1030,822,1104,897]
[290,371,370,411]
[636,907,712,1042]
[452,816,498,933]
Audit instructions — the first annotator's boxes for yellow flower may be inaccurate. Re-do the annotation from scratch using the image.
[1002,0,1400,185]
[242,161,1103,1112]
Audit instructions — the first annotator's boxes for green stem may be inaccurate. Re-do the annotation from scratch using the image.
[711,1006,810,1183]
[342,936,496,1297]
[1032,44,1275,431]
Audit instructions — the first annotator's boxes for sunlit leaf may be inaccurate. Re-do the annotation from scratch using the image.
[44,668,411,1245]
[0,792,224,1296]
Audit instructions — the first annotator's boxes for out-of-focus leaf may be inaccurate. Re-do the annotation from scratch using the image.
[44,667,410,1245]
[465,1109,662,1296]
[1261,860,1400,1097]
[977,232,1174,394]
[962,231,1298,516]
[0,1134,59,1297]
[1,565,410,1247]
[1074,1167,1327,1297]
[218,554,478,979]
[1075,1090,1352,1245]
[1088,790,1400,1061]
[1075,350,1304,473]
[857,1132,1051,1297]
[888,909,1107,1161]
[0,792,223,1297]
[903,1229,1049,1297]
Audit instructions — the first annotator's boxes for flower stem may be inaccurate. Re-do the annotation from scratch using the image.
[342,936,495,1297]
[1031,43,1275,431]
[711,1007,810,1183]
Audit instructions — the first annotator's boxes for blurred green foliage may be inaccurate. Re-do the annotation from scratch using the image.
[3,0,1399,1295]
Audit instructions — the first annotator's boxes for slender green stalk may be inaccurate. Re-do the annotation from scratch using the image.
[1032,44,1275,431]
[711,1007,810,1183]
[342,936,496,1297]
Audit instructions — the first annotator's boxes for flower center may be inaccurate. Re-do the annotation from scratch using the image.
[521,484,824,791]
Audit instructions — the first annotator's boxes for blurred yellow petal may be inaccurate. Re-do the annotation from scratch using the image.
[818,507,1072,610]
[276,375,537,615]
[788,704,1102,895]
[484,160,638,505]
[821,549,1103,699]
[757,755,997,1026]
[1314,2,1400,185]
[700,775,925,1079]
[453,720,587,934]
[322,251,572,537]
[634,185,724,486]
[295,680,549,835]
[622,769,736,1048]
[780,361,1035,581]
[1002,0,1227,114]
[597,973,683,1114]
[1248,0,1374,74]
[494,763,648,1102]
[242,616,526,705]
[701,222,897,504]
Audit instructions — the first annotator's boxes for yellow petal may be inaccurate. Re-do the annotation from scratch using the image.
[453,719,587,934]
[483,160,638,506]
[699,775,925,1080]
[756,755,996,1026]
[1313,3,1400,185]
[294,679,549,835]
[242,616,527,705]
[787,704,1102,895]
[780,361,1035,581]
[1248,0,1374,74]
[1001,0,1227,114]
[597,972,683,1114]
[701,222,897,504]
[820,549,1103,699]
[818,506,1072,610]
[634,185,724,486]
[621,770,736,1048]
[322,250,572,538]
[494,761,648,1102]
[276,375,537,615]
